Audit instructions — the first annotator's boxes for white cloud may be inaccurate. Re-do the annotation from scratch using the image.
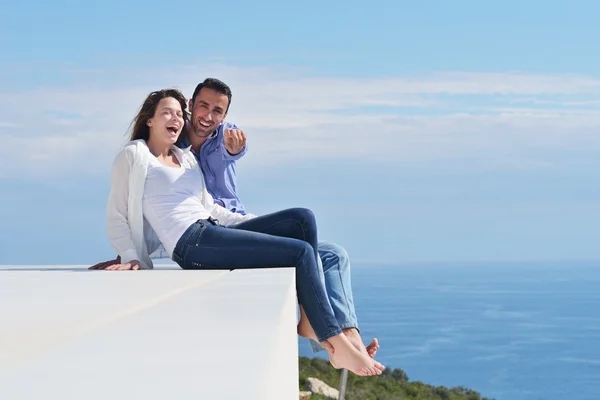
[1,64,599,178]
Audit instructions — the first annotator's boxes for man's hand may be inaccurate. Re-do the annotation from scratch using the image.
[224,128,246,155]
[105,260,141,271]
[89,256,121,270]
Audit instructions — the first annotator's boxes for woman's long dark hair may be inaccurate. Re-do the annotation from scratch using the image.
[129,88,189,141]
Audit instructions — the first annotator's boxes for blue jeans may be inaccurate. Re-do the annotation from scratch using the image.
[171,207,343,342]
[222,203,360,340]
[309,241,359,353]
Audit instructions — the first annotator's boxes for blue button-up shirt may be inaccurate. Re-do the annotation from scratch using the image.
[178,121,248,215]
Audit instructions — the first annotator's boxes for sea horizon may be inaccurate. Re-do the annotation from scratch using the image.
[300,261,600,400]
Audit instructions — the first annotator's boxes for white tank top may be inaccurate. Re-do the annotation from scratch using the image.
[142,156,212,257]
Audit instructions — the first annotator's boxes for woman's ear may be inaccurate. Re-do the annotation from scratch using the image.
[146,118,153,127]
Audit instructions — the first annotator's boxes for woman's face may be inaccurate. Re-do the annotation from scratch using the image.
[146,97,185,145]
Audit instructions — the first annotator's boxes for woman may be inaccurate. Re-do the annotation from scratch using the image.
[105,88,384,376]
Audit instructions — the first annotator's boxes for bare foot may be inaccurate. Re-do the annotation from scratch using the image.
[297,309,378,365]
[343,328,380,359]
[297,315,317,341]
[328,334,385,376]
[366,338,379,358]
[298,306,333,352]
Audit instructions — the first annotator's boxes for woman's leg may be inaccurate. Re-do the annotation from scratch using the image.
[173,208,340,342]
[234,210,379,359]
[228,208,320,260]
[229,208,338,343]
[171,208,384,376]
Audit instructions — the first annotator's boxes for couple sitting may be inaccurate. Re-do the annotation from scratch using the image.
[92,78,384,377]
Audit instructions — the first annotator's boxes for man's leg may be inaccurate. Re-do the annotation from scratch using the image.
[309,242,379,358]
[308,241,355,352]
[318,242,358,329]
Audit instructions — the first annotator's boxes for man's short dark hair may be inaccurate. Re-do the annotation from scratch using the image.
[191,78,233,111]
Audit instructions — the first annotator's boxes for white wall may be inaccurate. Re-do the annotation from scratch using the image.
[0,265,299,400]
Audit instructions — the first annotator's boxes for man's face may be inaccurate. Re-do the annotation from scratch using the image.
[189,88,229,139]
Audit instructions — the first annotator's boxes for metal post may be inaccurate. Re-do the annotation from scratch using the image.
[338,368,348,400]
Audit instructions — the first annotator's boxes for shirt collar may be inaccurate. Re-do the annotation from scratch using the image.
[170,143,192,155]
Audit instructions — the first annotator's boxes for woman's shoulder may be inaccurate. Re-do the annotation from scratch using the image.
[116,139,148,156]
[123,139,148,151]
[111,140,149,166]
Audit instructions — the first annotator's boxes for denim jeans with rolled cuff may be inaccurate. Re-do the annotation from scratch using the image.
[308,241,359,353]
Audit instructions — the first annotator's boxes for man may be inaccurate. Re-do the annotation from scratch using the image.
[91,78,378,358]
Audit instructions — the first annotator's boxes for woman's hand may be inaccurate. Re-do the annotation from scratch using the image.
[105,260,141,270]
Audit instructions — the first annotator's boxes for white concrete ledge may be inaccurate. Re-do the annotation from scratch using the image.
[0,265,299,400]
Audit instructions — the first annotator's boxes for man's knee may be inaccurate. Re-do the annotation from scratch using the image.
[317,241,349,270]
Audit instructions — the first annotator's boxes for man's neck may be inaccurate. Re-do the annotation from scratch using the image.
[185,125,214,153]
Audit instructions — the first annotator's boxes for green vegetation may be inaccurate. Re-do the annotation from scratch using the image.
[299,357,494,400]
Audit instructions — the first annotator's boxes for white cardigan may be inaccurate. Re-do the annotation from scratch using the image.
[106,139,254,269]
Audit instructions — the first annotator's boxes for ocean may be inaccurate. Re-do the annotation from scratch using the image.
[298,261,600,400]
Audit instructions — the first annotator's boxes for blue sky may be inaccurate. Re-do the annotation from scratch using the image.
[1,0,598,264]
